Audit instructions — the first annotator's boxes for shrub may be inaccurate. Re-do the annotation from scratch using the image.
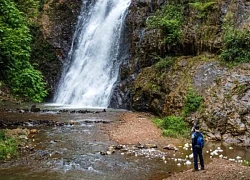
[0,130,18,160]
[154,56,174,70]
[146,4,183,46]
[220,28,250,63]
[189,1,216,19]
[182,88,203,116]
[162,116,189,138]
[0,0,47,102]
[154,116,189,138]
[8,67,48,102]
[13,0,40,25]
[242,160,250,166]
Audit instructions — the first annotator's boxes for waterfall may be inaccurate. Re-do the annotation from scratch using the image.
[54,0,131,107]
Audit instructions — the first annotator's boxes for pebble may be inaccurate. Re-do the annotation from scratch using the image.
[236,156,241,160]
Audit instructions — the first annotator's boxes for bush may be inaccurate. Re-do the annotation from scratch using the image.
[8,67,48,102]
[146,4,183,46]
[189,1,216,19]
[242,160,250,166]
[13,0,40,25]
[154,116,189,138]
[220,28,250,63]
[0,0,47,102]
[0,130,18,160]
[182,88,203,116]
[154,56,174,70]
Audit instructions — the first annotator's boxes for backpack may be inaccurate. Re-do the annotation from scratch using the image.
[196,133,204,148]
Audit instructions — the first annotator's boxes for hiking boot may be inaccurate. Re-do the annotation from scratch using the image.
[200,167,205,170]
[192,169,199,172]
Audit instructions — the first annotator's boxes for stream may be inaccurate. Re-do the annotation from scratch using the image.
[0,103,250,180]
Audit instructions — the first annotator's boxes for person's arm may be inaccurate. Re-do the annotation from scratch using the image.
[190,126,195,135]
[191,132,195,147]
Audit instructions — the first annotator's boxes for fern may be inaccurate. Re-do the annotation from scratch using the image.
[189,1,216,18]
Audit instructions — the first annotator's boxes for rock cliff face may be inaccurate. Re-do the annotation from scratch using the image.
[110,0,168,110]
[110,0,250,146]
[36,0,82,97]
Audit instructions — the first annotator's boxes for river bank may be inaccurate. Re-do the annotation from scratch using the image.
[108,111,250,180]
[0,107,250,179]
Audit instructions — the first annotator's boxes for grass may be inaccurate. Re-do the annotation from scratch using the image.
[242,160,250,166]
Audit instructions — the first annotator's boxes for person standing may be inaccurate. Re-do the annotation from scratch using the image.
[191,125,205,171]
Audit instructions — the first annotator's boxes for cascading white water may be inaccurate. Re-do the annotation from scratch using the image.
[54,0,131,107]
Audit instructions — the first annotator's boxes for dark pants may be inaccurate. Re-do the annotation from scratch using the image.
[193,147,204,170]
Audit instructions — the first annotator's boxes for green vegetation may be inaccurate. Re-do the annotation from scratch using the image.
[154,56,174,70]
[182,88,203,116]
[146,4,183,46]
[235,84,247,95]
[220,10,250,64]
[242,160,250,166]
[153,116,189,138]
[13,0,41,25]
[0,0,47,102]
[189,1,216,19]
[153,87,202,138]
[220,28,250,63]
[0,130,18,160]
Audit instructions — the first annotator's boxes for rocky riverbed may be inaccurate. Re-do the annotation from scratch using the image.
[108,111,250,180]
[0,106,250,179]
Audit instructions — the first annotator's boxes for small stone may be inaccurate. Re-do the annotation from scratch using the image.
[100,151,107,155]
[163,144,178,151]
[30,129,38,134]
[106,151,113,155]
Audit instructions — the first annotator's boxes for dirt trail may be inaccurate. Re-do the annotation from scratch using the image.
[108,111,250,180]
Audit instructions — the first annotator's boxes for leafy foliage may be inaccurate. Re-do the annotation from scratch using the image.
[154,116,189,138]
[220,28,250,63]
[13,0,41,25]
[0,130,18,160]
[182,88,203,116]
[189,1,216,19]
[146,4,183,46]
[242,160,250,166]
[0,130,6,141]
[0,0,47,102]
[154,56,174,70]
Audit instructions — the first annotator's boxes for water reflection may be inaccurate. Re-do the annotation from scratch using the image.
[0,103,250,180]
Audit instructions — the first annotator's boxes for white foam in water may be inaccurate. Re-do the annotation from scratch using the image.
[45,103,106,110]
[54,0,131,107]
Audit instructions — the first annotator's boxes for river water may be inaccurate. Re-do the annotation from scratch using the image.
[0,103,250,180]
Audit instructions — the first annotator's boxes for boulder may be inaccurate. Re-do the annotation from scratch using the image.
[30,105,40,112]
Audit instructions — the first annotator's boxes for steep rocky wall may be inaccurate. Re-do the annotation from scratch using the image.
[193,63,250,146]
[40,0,82,61]
[110,0,167,110]
[112,0,250,146]
[36,0,82,97]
